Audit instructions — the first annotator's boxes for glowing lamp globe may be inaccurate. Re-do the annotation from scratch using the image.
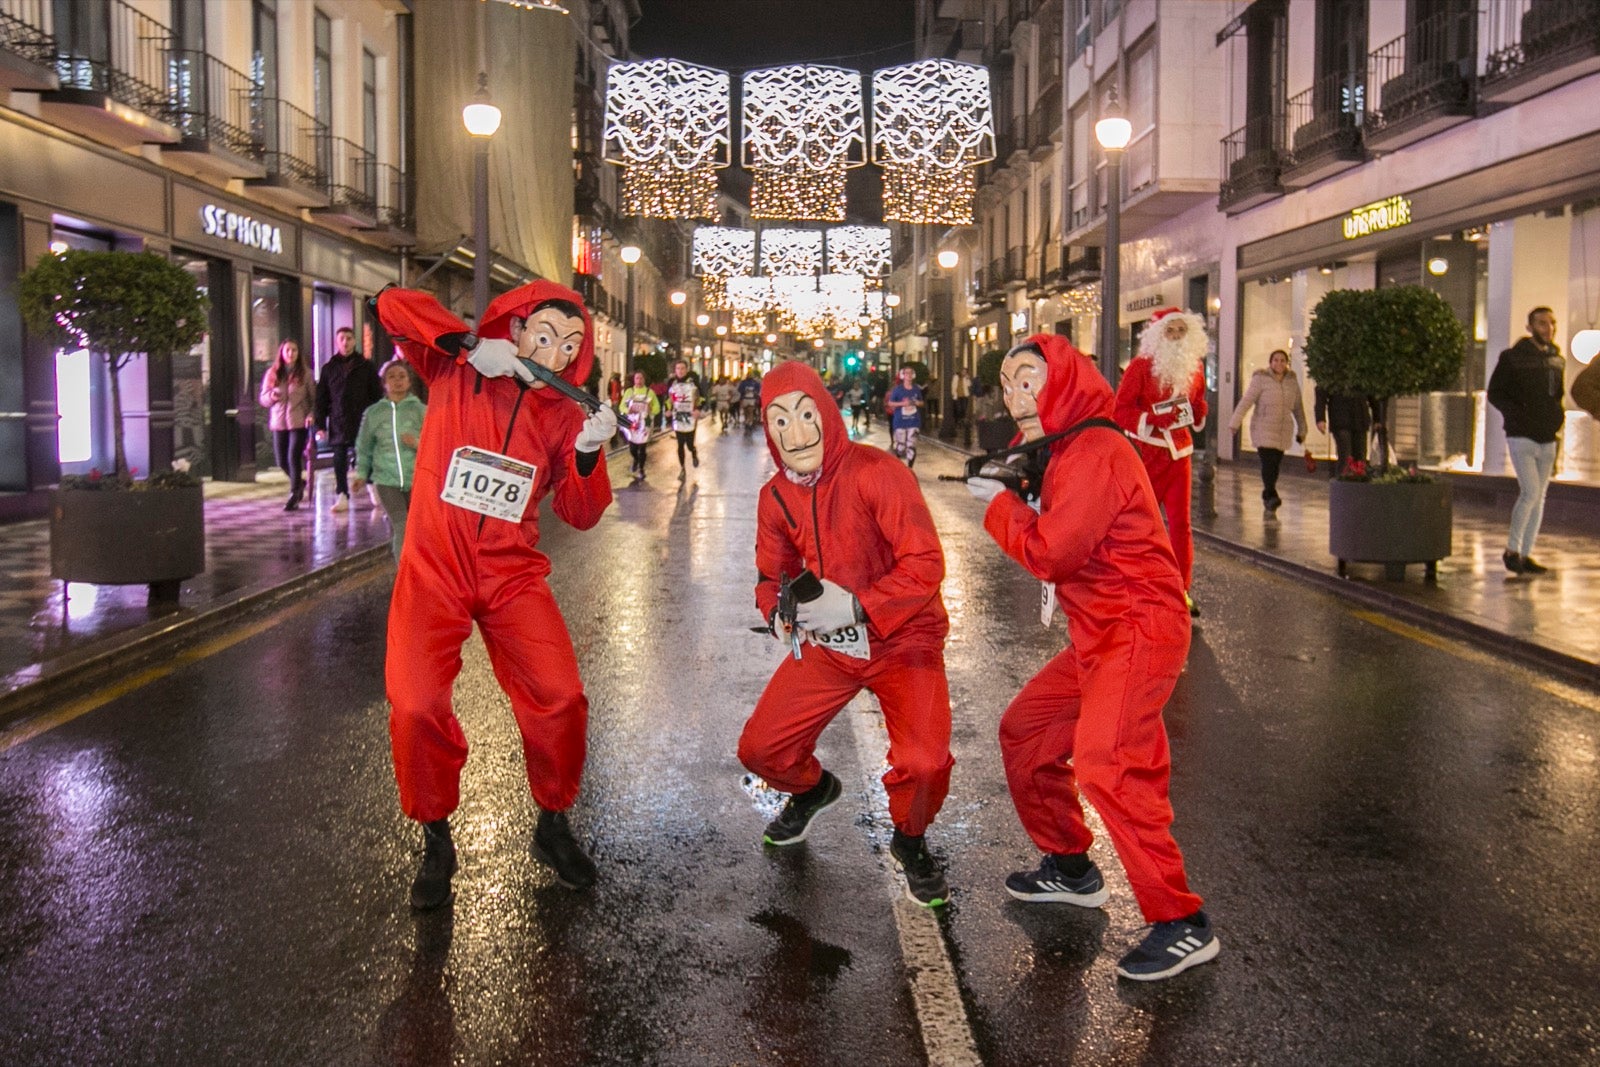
[715,325,728,336]
[462,100,502,138]
[936,250,959,271]
[1573,329,1600,365]
[696,313,711,326]
[812,339,825,349]
[765,333,778,343]
[619,245,642,265]
[669,290,687,306]
[1095,114,1132,151]
[885,293,902,308]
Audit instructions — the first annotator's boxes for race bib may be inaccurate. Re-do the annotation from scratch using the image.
[440,446,536,522]
[809,623,871,660]
[1040,581,1058,627]
[1155,395,1195,429]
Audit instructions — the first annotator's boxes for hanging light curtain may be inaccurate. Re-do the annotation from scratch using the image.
[871,59,994,225]
[742,64,865,222]
[604,58,729,219]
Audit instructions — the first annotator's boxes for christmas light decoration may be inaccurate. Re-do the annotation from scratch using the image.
[742,65,864,221]
[604,59,730,219]
[825,226,892,276]
[484,0,568,11]
[760,228,824,277]
[1058,282,1103,318]
[699,273,729,311]
[871,60,994,225]
[692,226,756,277]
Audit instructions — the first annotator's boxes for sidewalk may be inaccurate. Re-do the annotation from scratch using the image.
[0,469,392,712]
[922,432,1600,687]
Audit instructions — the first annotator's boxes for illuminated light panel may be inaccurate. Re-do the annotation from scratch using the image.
[871,59,993,225]
[742,64,863,222]
[692,226,755,278]
[699,273,730,311]
[604,58,730,219]
[825,226,892,277]
[760,228,824,276]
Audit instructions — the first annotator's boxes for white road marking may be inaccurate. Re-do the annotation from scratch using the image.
[846,696,983,1067]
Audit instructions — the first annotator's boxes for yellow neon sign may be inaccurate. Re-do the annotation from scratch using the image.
[1343,195,1413,239]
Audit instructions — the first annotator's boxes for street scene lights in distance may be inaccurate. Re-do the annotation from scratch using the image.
[936,249,959,270]
[669,290,687,306]
[619,244,641,265]
[715,325,728,336]
[885,293,901,308]
[765,333,778,343]
[696,313,710,327]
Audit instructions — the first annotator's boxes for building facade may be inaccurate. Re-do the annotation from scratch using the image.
[0,0,414,515]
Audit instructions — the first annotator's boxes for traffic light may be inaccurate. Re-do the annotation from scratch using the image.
[845,351,859,369]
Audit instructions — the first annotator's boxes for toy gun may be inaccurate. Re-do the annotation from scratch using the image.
[515,356,603,414]
[748,569,824,660]
[938,452,1048,503]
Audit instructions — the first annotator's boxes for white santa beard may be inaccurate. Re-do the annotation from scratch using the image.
[1149,329,1206,393]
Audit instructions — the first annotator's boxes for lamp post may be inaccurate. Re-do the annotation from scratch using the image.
[620,243,641,373]
[462,73,502,319]
[1095,93,1132,386]
[669,288,687,373]
[715,323,729,378]
[885,291,901,370]
[935,249,959,438]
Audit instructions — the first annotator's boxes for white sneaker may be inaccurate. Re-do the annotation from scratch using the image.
[331,493,349,513]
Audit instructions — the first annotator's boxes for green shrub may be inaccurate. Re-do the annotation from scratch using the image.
[1303,285,1466,400]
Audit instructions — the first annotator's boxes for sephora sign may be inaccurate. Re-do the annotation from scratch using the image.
[200,204,285,255]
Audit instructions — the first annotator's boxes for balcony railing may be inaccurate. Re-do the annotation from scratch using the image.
[1368,9,1475,134]
[51,0,172,122]
[260,97,328,189]
[0,0,54,71]
[1482,0,1600,101]
[1280,71,1364,184]
[379,163,414,232]
[168,49,262,160]
[1028,82,1062,153]
[1064,244,1101,283]
[1219,112,1287,211]
[325,136,379,217]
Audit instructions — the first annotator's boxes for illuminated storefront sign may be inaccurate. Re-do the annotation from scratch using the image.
[200,204,284,255]
[1342,195,1413,240]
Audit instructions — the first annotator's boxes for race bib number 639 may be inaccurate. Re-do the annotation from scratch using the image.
[440,446,537,523]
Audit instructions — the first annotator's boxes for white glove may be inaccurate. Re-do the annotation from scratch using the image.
[795,578,859,634]
[574,405,618,453]
[966,477,1006,503]
[466,338,534,383]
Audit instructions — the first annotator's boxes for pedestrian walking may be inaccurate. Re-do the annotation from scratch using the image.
[737,370,762,431]
[352,358,426,560]
[1229,349,1307,512]
[1573,352,1600,420]
[667,359,701,476]
[740,361,956,907]
[1489,306,1567,575]
[965,334,1218,982]
[314,325,382,513]
[618,370,658,482]
[885,366,924,467]
[712,376,736,432]
[258,339,315,511]
[1314,385,1378,472]
[1114,307,1209,617]
[373,281,618,909]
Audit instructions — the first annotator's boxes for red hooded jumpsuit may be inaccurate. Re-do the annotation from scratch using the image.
[1112,338,1208,590]
[374,283,613,824]
[738,363,954,836]
[984,335,1202,923]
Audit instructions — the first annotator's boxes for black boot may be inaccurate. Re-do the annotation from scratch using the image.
[410,818,457,911]
[532,809,597,890]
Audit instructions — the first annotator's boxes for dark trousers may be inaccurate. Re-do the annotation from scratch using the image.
[1258,448,1283,502]
[273,428,309,499]
[675,429,698,466]
[628,442,648,472]
[332,441,352,496]
[1331,426,1368,469]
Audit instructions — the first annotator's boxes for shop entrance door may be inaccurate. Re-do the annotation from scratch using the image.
[174,253,253,481]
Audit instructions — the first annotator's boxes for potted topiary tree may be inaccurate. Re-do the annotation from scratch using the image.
[973,348,1016,451]
[17,249,210,601]
[1303,285,1467,581]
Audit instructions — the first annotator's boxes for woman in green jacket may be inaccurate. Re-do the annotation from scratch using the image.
[353,359,427,559]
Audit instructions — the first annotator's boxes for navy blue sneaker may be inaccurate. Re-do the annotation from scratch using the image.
[1004,853,1109,907]
[762,770,842,846]
[1115,911,1221,981]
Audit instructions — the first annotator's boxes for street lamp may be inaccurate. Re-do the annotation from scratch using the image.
[885,292,901,369]
[620,243,641,372]
[933,250,959,438]
[462,73,502,318]
[1095,91,1132,385]
[669,288,687,368]
[715,323,729,377]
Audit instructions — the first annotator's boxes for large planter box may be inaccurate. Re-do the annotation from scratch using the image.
[1328,479,1452,580]
[50,485,206,596]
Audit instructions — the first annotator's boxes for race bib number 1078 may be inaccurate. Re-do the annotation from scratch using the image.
[440,446,536,523]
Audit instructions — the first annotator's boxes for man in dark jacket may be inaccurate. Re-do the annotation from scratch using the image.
[1488,306,1566,575]
[1313,385,1379,471]
[316,325,383,512]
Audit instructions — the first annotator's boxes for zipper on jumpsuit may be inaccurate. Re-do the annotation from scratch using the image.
[389,401,406,491]
[476,383,529,538]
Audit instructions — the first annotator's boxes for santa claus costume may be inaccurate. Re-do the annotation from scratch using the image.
[374,282,618,908]
[738,361,956,907]
[970,334,1217,981]
[1113,307,1209,615]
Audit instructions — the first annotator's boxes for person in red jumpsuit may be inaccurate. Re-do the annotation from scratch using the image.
[1113,307,1209,616]
[966,334,1219,981]
[737,361,955,907]
[373,281,618,909]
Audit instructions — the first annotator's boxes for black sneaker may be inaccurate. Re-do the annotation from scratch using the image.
[1264,494,1281,511]
[1116,910,1221,981]
[1503,550,1524,575]
[1520,556,1549,575]
[762,770,842,846]
[532,809,597,890]
[410,819,457,911]
[1185,592,1200,618]
[1004,853,1109,907]
[890,830,949,908]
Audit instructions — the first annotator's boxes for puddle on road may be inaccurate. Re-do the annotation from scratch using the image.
[747,908,853,983]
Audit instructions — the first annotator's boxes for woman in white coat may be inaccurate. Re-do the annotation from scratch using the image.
[1230,349,1307,511]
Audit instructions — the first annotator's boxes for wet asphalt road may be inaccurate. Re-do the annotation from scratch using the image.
[1,422,1598,1066]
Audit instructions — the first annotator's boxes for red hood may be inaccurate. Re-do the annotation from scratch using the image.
[1026,333,1114,435]
[760,362,848,477]
[479,280,596,389]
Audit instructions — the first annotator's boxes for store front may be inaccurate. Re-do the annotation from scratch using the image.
[1234,138,1600,486]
